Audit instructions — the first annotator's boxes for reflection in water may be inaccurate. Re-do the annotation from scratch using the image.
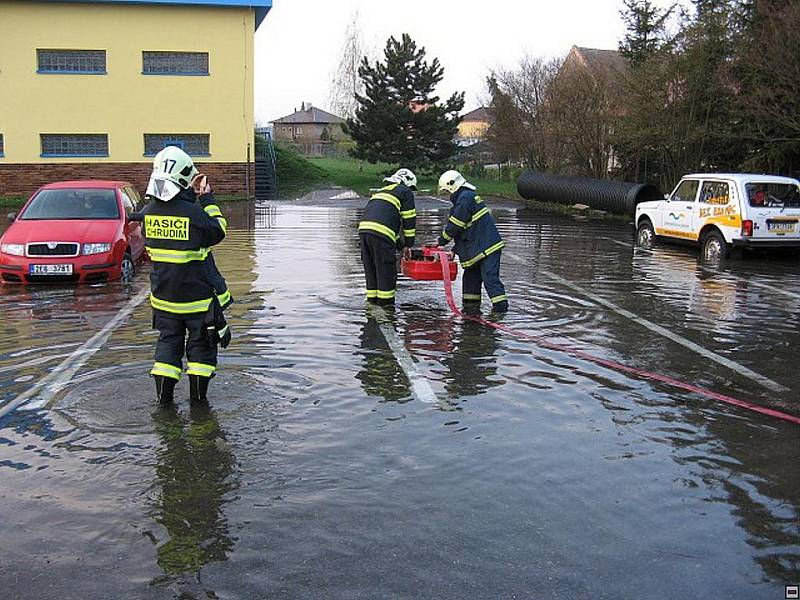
[150,403,238,581]
[356,310,411,403]
[442,316,503,401]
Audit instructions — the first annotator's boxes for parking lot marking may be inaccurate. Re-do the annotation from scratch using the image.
[0,289,150,419]
[504,252,788,393]
[369,305,440,405]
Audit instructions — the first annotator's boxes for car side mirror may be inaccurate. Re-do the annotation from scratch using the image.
[6,212,17,221]
[664,194,670,201]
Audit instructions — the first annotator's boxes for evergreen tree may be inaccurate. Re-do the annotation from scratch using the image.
[346,34,464,171]
[619,0,675,66]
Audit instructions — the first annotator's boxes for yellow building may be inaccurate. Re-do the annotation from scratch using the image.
[456,107,492,145]
[0,0,271,196]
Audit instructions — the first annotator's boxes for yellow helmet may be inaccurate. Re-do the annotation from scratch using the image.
[384,168,417,190]
[146,146,199,201]
[438,169,475,194]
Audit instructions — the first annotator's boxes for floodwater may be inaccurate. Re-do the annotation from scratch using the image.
[1,190,798,599]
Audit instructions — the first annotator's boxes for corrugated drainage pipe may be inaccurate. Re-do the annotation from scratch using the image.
[517,171,663,215]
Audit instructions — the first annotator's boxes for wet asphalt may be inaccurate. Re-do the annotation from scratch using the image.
[0,189,798,599]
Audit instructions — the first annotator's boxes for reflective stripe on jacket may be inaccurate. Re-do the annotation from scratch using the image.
[142,188,226,315]
[439,189,504,267]
[358,183,416,247]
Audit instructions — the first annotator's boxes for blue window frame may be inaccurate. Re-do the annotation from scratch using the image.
[41,134,109,157]
[144,134,210,156]
[37,50,106,74]
[142,51,208,76]
[0,134,4,157]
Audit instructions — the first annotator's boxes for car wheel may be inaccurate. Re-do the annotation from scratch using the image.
[700,230,729,265]
[636,219,656,248]
[120,252,135,284]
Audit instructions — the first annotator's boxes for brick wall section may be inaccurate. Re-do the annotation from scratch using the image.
[0,162,255,197]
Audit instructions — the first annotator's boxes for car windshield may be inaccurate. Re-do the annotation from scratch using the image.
[20,189,120,220]
[746,182,800,208]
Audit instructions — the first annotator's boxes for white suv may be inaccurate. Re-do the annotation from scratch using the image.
[635,173,800,261]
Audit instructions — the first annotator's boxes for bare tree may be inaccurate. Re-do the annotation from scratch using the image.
[541,64,619,179]
[486,55,561,169]
[327,11,371,120]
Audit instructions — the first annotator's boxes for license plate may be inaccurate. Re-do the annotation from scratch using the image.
[29,264,73,275]
[766,220,796,234]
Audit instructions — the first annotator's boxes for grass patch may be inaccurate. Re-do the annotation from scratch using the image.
[275,145,329,197]
[0,196,28,209]
[307,157,392,197]
[298,156,630,221]
[309,157,523,201]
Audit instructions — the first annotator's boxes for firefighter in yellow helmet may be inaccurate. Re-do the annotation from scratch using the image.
[140,146,230,404]
[357,168,417,305]
[437,170,508,312]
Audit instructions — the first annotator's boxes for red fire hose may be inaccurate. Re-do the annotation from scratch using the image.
[431,250,800,426]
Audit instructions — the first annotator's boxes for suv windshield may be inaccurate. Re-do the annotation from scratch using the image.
[746,183,800,208]
[21,189,120,220]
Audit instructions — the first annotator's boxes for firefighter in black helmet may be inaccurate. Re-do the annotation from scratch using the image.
[358,168,417,305]
[141,146,230,404]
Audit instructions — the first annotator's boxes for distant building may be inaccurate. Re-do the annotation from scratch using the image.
[271,104,347,156]
[0,0,271,197]
[556,46,627,174]
[456,107,493,147]
[560,46,627,115]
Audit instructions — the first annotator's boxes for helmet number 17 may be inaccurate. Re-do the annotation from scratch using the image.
[162,159,177,174]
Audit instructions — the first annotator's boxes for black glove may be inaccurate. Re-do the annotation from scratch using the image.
[204,298,232,348]
[436,236,448,247]
[217,323,232,349]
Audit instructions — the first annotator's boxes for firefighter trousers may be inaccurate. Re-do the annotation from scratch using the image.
[359,232,397,304]
[462,250,508,310]
[150,311,217,381]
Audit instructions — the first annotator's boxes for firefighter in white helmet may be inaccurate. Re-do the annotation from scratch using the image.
[357,168,417,305]
[437,169,508,312]
[140,146,231,404]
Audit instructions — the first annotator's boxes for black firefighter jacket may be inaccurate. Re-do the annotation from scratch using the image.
[358,183,416,249]
[438,188,504,268]
[141,188,227,315]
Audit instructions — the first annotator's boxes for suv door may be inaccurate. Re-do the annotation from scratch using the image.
[661,179,700,240]
[697,180,737,240]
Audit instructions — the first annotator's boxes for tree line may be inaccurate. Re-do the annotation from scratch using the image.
[487,0,800,189]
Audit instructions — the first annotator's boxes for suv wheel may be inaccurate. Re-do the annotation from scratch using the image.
[120,252,135,284]
[700,230,729,264]
[636,219,656,248]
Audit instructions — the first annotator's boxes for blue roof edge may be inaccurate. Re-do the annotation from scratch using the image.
[33,0,272,29]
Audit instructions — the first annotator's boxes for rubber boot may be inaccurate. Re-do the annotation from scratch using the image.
[492,300,509,313]
[154,375,176,404]
[189,374,210,403]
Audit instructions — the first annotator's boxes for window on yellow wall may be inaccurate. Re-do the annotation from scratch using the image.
[41,134,108,157]
[0,134,4,157]
[142,52,209,75]
[144,134,210,156]
[38,50,106,74]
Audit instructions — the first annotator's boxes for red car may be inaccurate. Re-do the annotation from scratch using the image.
[0,181,146,284]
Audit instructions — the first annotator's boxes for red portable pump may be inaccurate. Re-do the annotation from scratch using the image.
[401,245,458,281]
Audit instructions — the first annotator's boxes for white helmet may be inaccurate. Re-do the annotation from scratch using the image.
[145,146,199,201]
[438,170,475,195]
[384,168,417,190]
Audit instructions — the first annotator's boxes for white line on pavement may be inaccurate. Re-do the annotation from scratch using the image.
[504,251,788,393]
[369,306,440,405]
[0,289,151,418]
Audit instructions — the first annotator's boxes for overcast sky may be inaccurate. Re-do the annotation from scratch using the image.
[253,0,680,123]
